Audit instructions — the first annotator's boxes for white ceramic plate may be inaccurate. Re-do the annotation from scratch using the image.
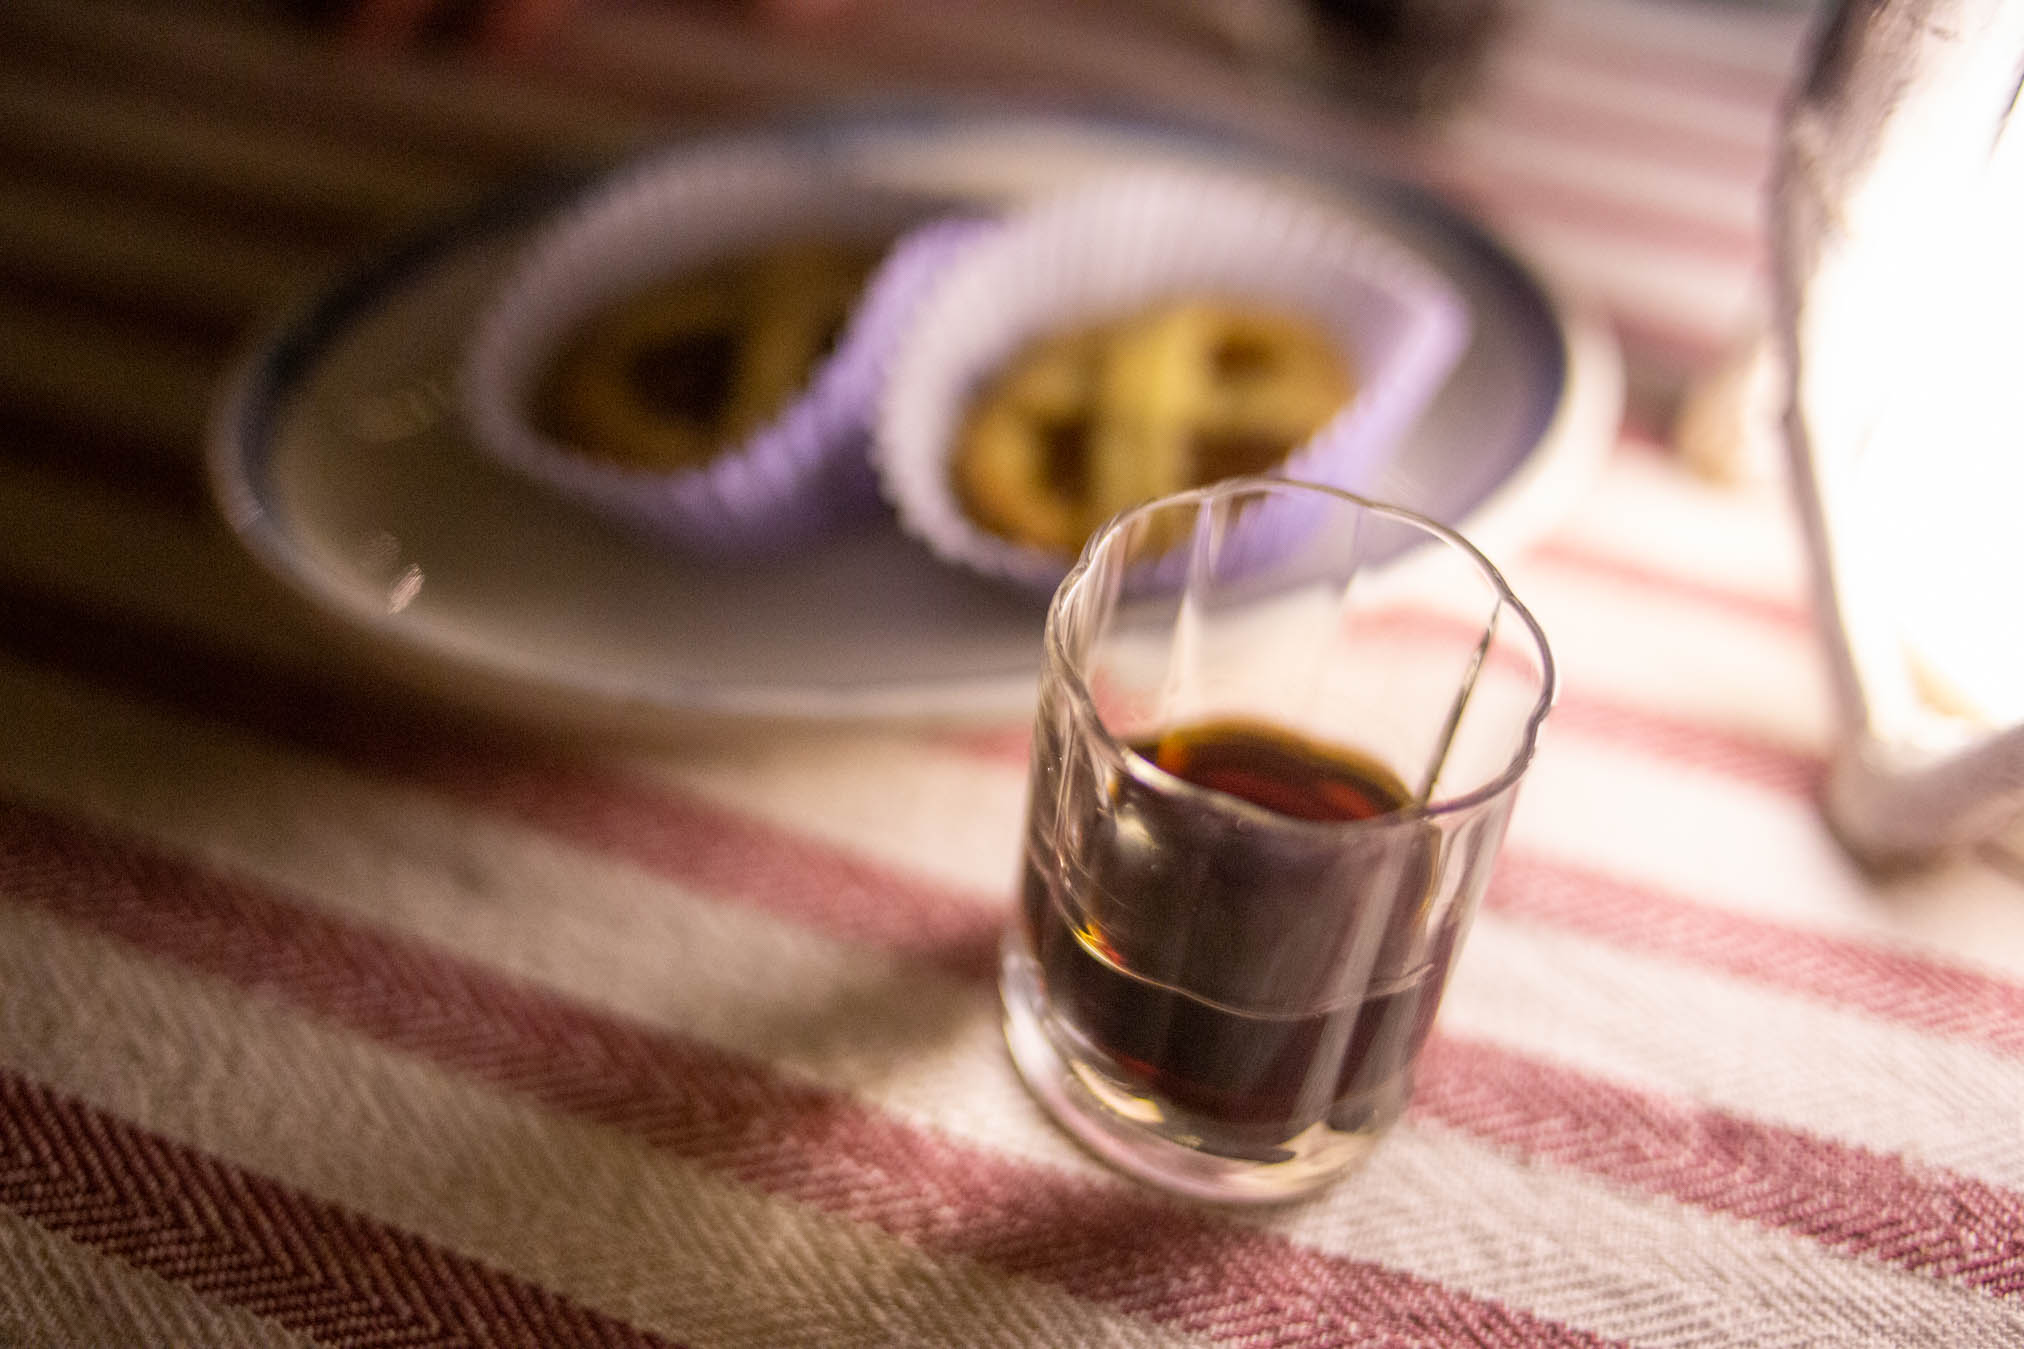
[210,112,1621,731]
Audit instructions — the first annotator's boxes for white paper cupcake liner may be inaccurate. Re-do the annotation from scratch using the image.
[461,141,980,556]
[874,168,1471,593]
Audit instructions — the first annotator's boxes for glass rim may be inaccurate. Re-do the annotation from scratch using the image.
[1042,476,1558,829]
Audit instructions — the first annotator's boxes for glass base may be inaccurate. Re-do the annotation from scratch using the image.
[999,928,1386,1205]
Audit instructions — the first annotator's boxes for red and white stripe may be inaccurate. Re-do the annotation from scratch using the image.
[0,1070,688,1349]
[4,730,2020,1343]
[0,905,1192,1349]
[1424,0,1816,370]
[5,758,2021,1342]
[0,798,1626,1348]
[3,558,2023,1342]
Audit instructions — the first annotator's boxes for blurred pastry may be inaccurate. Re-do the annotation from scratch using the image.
[955,300,1354,556]
[460,140,977,555]
[874,168,1468,593]
[535,241,878,472]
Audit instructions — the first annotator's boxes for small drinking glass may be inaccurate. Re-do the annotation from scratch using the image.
[1000,478,1554,1203]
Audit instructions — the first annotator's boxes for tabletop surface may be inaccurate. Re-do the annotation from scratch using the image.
[4,1,2023,1346]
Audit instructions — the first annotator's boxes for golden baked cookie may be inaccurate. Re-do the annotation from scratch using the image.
[954,301,1354,557]
[536,241,878,471]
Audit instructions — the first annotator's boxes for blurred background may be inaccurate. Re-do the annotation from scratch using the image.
[0,0,1824,529]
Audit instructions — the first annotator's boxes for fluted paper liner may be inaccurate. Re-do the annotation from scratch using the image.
[875,169,1470,592]
[462,142,978,555]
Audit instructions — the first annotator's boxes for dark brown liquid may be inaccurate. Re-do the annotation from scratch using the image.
[1136,721,1409,823]
[1023,721,1450,1154]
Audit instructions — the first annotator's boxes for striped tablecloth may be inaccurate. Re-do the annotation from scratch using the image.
[6,1,2024,1345]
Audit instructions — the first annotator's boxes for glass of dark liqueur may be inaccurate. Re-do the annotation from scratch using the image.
[1001,478,1555,1203]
